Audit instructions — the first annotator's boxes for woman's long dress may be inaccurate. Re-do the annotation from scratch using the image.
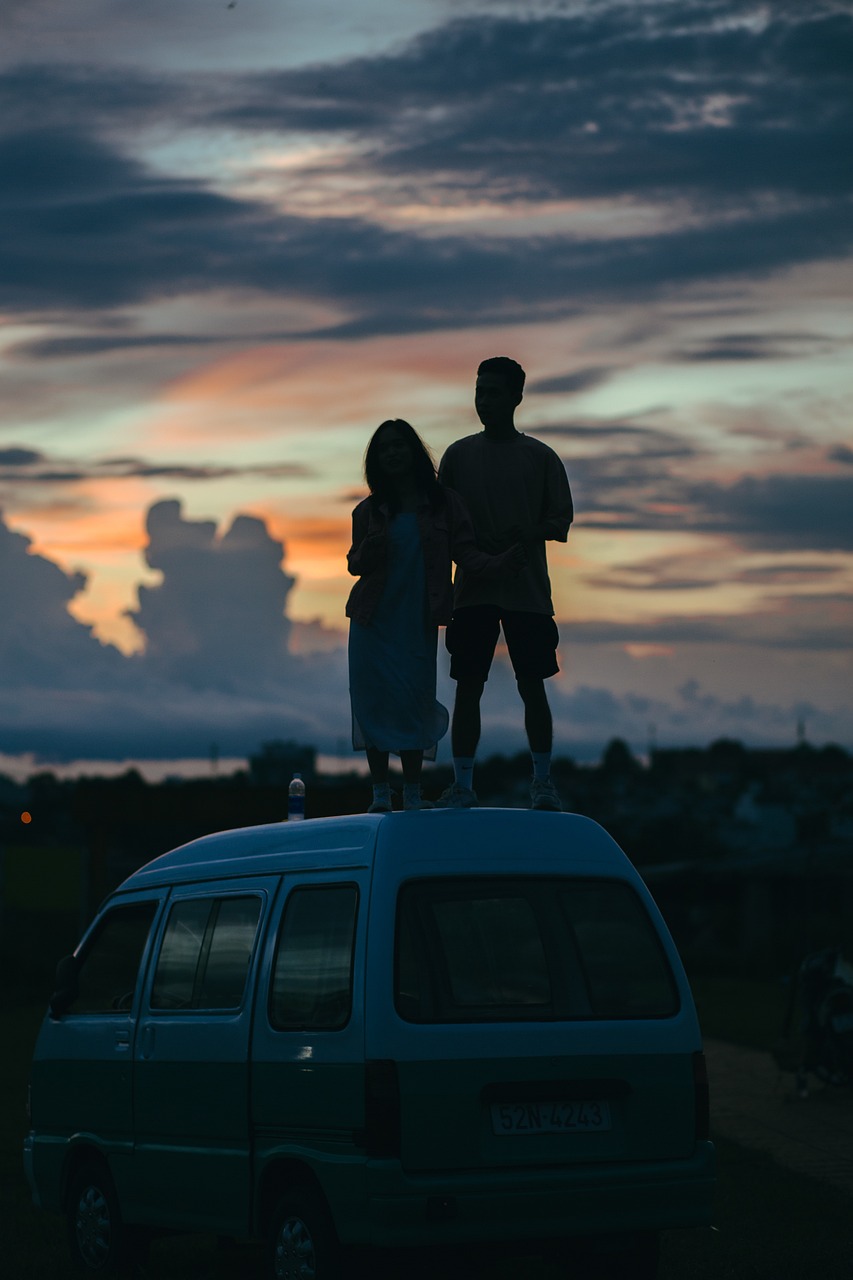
[348,512,449,756]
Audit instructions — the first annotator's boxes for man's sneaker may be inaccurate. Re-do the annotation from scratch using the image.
[368,793,393,813]
[530,777,561,811]
[435,783,479,808]
[403,796,436,811]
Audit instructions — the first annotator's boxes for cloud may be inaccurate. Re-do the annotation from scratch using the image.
[0,510,124,690]
[1,500,849,764]
[565,593,853,653]
[2,5,852,336]
[0,446,313,487]
[531,367,618,395]
[128,499,296,692]
[686,473,853,551]
[674,333,831,362]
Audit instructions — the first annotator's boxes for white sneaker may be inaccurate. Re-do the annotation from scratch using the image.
[530,777,561,811]
[368,792,393,813]
[435,782,479,808]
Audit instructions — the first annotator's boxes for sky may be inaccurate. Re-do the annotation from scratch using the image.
[1,0,852,775]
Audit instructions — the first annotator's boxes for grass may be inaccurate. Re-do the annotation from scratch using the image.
[5,996,852,1278]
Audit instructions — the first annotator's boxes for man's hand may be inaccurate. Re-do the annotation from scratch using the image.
[501,542,528,574]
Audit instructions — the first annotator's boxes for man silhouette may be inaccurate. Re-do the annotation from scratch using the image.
[436,357,573,809]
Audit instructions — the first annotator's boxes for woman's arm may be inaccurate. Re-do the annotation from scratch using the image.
[346,501,387,577]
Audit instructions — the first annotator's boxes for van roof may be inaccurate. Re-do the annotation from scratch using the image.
[117,808,631,892]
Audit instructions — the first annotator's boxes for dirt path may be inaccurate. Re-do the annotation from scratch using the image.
[705,1038,853,1196]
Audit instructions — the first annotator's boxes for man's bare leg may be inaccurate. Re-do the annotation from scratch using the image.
[451,678,485,758]
[517,676,561,809]
[516,676,552,754]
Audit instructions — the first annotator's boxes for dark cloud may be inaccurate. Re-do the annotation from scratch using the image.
[687,473,853,551]
[215,8,853,202]
[566,593,853,653]
[675,333,827,362]
[0,447,313,486]
[828,444,853,466]
[1,5,851,332]
[128,499,297,693]
[0,447,44,466]
[13,333,222,359]
[531,367,617,395]
[564,441,853,555]
[0,511,124,690]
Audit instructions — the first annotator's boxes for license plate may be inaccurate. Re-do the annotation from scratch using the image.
[490,1100,612,1135]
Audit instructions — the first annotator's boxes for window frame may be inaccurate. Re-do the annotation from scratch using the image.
[394,875,680,1025]
[66,898,161,1017]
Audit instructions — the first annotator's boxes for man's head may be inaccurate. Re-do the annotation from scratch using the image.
[475,357,525,433]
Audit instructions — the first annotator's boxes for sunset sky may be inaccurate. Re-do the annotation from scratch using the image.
[1,0,851,774]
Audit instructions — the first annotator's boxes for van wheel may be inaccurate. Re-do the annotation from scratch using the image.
[269,1189,339,1280]
[66,1161,130,1275]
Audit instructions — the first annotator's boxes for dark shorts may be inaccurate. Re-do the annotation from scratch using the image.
[445,605,560,683]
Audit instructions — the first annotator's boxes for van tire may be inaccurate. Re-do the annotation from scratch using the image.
[269,1188,339,1279]
[66,1161,131,1275]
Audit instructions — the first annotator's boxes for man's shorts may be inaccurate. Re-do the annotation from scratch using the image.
[445,605,560,683]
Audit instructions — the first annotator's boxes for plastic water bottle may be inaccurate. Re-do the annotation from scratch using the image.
[287,772,306,821]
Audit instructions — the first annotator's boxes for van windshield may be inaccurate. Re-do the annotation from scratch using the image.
[395,877,678,1023]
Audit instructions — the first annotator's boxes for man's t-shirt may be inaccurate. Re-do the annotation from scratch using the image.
[438,431,573,614]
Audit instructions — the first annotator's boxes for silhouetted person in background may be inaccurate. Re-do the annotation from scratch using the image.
[346,418,524,812]
[436,357,573,809]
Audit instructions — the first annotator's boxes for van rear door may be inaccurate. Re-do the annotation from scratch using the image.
[383,876,697,1174]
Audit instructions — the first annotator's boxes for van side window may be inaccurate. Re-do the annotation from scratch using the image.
[151,896,262,1011]
[269,885,358,1031]
[396,878,678,1023]
[69,901,158,1014]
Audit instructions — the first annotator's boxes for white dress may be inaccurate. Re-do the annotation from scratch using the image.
[348,512,448,756]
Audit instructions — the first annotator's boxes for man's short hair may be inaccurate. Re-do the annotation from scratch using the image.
[477,356,526,400]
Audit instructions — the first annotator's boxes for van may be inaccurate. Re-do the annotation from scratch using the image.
[24,809,714,1278]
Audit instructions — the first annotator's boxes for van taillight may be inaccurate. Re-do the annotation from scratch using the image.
[365,1059,401,1158]
[692,1051,710,1141]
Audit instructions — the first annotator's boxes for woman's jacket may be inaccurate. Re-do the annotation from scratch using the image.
[346,487,508,628]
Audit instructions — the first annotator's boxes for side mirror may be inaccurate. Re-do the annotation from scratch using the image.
[49,954,79,1017]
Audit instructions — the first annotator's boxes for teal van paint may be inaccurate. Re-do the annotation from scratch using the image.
[24,809,715,1278]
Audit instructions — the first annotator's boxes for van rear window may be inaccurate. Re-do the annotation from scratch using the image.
[395,877,678,1023]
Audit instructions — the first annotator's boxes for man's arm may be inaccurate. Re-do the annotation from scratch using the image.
[541,448,574,542]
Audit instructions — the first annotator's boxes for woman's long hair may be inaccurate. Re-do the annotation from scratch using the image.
[364,419,444,514]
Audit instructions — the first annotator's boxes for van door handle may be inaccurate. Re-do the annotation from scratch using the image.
[140,1025,155,1060]
[114,1031,130,1053]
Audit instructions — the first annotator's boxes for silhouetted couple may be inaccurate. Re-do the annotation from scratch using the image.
[346,357,573,811]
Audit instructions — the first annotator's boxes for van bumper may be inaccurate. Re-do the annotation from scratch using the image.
[365,1141,715,1247]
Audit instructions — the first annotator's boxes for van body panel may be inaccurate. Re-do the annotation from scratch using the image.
[393,1049,696,1173]
[129,876,277,1232]
[250,866,372,1242]
[122,816,379,891]
[26,809,715,1263]
[27,889,166,1215]
[366,811,703,1179]
[364,1141,716,1246]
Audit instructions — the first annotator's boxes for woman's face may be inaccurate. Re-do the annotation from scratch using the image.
[374,427,414,480]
